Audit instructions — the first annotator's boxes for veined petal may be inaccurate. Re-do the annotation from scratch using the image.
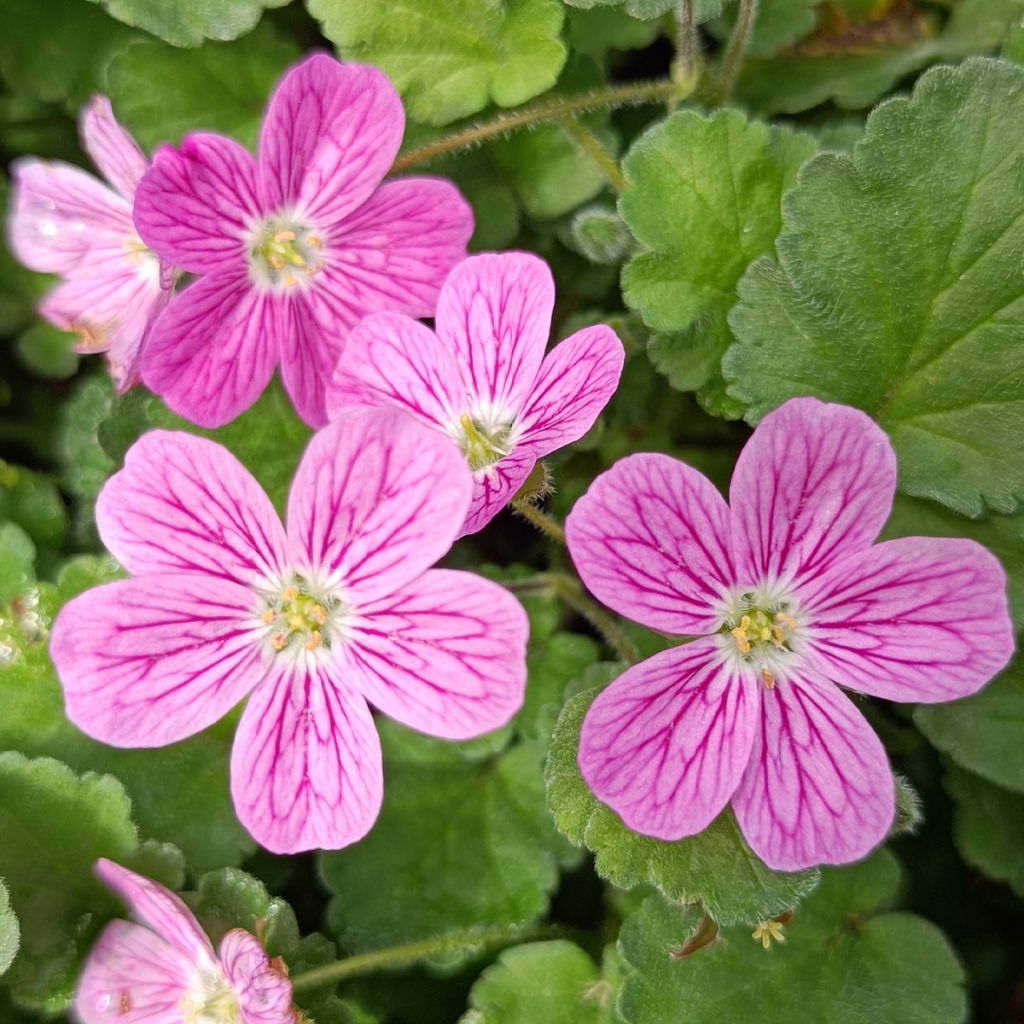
[732,674,895,871]
[285,409,471,603]
[277,295,343,429]
[730,398,897,586]
[259,55,404,226]
[434,252,553,415]
[140,272,279,429]
[134,133,259,275]
[566,453,735,634]
[230,667,383,854]
[461,447,537,538]
[346,569,527,740]
[73,920,194,1024]
[578,638,758,841]
[97,429,288,585]
[798,537,1014,703]
[218,930,294,1024]
[517,323,625,456]
[79,95,148,200]
[325,311,465,430]
[94,859,215,966]
[51,575,269,748]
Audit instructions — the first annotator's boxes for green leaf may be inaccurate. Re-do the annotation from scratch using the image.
[726,58,1024,516]
[320,722,567,952]
[618,850,967,1024]
[565,7,660,62]
[621,109,815,414]
[192,868,299,956]
[0,753,138,1011]
[0,464,68,565]
[15,323,79,380]
[561,0,723,21]
[520,631,600,741]
[306,0,567,125]
[0,880,19,979]
[106,24,299,151]
[545,686,819,926]
[710,0,818,58]
[946,766,1024,898]
[88,0,292,48]
[0,523,35,603]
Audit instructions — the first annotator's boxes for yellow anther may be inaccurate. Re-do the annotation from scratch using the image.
[307,234,321,249]
[730,626,750,654]
[751,919,785,950]
[306,631,321,651]
[268,254,284,269]
[761,668,775,690]
[739,615,751,629]
[261,609,275,625]
[771,626,785,647]
[271,634,287,651]
[284,273,298,287]
[776,611,797,630]
[273,230,296,243]
[282,586,297,602]
[311,605,327,625]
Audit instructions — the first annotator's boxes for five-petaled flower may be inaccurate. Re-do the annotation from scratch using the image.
[133,53,473,429]
[326,251,625,536]
[75,859,295,1023]
[566,397,1014,871]
[51,409,527,853]
[7,96,172,391]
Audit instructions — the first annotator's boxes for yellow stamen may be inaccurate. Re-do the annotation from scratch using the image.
[306,631,321,651]
[282,587,297,601]
[273,230,296,243]
[261,609,275,625]
[776,611,798,630]
[730,626,750,654]
[284,273,298,286]
[271,634,287,651]
[752,919,785,949]
[307,234,321,249]
[761,668,775,690]
[311,605,327,625]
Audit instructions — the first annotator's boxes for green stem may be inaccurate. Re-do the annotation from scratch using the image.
[390,78,691,174]
[715,0,760,103]
[548,573,640,665]
[558,115,628,194]
[675,0,697,89]
[511,502,566,545]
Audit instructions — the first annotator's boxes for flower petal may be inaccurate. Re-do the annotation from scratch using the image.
[578,638,758,841]
[230,667,383,853]
[461,447,537,538]
[516,323,624,455]
[51,575,269,748]
[8,157,131,274]
[134,133,259,275]
[74,920,194,1024]
[346,568,527,740]
[325,311,465,430]
[798,537,1014,703]
[258,55,404,226]
[97,429,287,585]
[95,858,214,964]
[434,252,553,415]
[218,929,294,1024]
[79,95,148,200]
[732,675,895,870]
[730,397,897,586]
[566,453,736,634]
[285,409,471,603]
[140,272,279,429]
[276,295,342,429]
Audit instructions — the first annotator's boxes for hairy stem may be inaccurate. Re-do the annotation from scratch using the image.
[548,573,640,665]
[511,502,566,545]
[558,115,628,194]
[716,0,760,102]
[675,0,697,88]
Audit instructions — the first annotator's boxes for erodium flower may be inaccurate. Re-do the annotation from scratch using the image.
[7,96,171,390]
[75,859,295,1024]
[50,409,527,853]
[566,397,1014,871]
[325,251,624,535]
[133,53,473,430]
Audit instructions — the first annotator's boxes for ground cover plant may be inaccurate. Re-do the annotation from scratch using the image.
[1,0,1023,1021]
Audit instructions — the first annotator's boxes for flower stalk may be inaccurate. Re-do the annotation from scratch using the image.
[715,0,760,102]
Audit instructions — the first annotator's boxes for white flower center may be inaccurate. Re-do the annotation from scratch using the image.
[258,572,347,660]
[717,586,802,690]
[246,215,323,290]
[182,968,240,1024]
[449,408,516,471]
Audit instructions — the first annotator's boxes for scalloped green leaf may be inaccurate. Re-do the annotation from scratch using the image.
[545,686,819,926]
[618,851,967,1024]
[726,58,1024,516]
[191,868,299,956]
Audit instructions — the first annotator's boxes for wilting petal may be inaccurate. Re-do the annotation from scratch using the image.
[798,537,1014,703]
[259,55,403,226]
[276,296,343,429]
[326,311,465,430]
[285,409,471,603]
[218,930,294,1024]
[517,323,624,455]
[566,453,735,634]
[579,638,758,840]
[346,569,527,740]
[732,674,895,870]
[52,575,269,748]
[141,272,279,429]
[74,920,194,1024]
[97,429,288,585]
[94,859,215,965]
[231,667,383,853]
[8,157,131,274]
[730,398,897,586]
[461,447,537,538]
[79,96,148,200]
[434,252,553,415]
[134,134,259,275]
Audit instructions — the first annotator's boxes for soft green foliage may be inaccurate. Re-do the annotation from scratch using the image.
[15,323,78,380]
[0,882,19,979]
[727,58,1024,516]
[618,851,968,1024]
[192,868,300,955]
[0,524,34,604]
[621,109,815,416]
[562,0,723,21]
[306,0,567,125]
[546,686,820,925]
[569,206,633,265]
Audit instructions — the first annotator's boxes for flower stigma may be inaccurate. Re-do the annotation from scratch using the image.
[260,576,345,657]
[454,412,513,471]
[247,217,323,290]
[719,589,800,687]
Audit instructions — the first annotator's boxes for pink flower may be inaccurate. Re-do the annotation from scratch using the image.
[133,53,473,430]
[7,96,171,391]
[566,397,1014,871]
[325,252,625,535]
[75,859,294,1024]
[50,409,527,853]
